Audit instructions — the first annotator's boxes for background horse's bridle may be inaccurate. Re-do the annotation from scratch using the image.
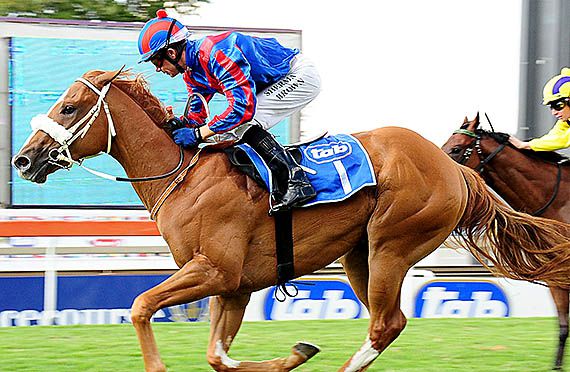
[453,128,563,216]
[453,128,506,173]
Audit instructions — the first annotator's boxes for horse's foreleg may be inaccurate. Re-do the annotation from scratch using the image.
[206,294,319,372]
[131,254,236,372]
[549,286,569,370]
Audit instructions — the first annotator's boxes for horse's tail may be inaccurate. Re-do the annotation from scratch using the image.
[453,166,570,287]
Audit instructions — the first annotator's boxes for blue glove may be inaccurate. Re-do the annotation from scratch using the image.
[173,127,202,148]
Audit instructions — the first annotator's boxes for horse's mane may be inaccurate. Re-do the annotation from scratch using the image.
[113,72,168,128]
[481,130,569,164]
[484,131,510,144]
[83,70,168,128]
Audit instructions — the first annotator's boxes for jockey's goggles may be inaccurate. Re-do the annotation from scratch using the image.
[549,99,568,111]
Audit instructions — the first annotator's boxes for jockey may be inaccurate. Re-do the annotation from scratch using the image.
[138,9,320,212]
[510,67,570,151]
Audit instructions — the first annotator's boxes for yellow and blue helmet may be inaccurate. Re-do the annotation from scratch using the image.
[137,9,191,63]
[542,67,570,104]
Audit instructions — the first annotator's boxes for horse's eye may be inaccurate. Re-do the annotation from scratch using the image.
[61,105,76,115]
[450,147,462,154]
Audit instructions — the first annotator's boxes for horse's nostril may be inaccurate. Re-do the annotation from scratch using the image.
[12,155,31,171]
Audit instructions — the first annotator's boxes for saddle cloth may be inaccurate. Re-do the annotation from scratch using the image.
[235,134,377,207]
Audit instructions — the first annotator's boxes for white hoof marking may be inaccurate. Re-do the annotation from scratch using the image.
[345,337,379,372]
[215,340,241,368]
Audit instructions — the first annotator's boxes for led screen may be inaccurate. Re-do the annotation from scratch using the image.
[10,37,290,206]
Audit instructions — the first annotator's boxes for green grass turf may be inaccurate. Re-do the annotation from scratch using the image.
[0,317,562,371]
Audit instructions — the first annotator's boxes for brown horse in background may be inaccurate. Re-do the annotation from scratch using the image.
[442,114,570,370]
[12,70,570,372]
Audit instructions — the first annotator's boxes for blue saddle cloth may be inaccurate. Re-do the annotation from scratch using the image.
[236,134,377,207]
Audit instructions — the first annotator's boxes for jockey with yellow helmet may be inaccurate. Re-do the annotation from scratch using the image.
[138,10,321,212]
[510,68,570,151]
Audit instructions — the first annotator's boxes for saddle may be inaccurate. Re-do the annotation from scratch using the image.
[222,132,326,190]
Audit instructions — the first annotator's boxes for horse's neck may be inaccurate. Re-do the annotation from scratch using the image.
[481,142,554,211]
[107,94,188,211]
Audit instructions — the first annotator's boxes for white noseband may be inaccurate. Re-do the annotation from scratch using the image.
[29,77,116,169]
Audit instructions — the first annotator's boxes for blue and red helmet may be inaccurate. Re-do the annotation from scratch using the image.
[138,9,191,63]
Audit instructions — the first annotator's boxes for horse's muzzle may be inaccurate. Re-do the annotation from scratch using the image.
[12,154,31,172]
[12,151,56,184]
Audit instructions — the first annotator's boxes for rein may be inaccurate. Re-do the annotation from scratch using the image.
[453,128,563,216]
[30,72,210,220]
[31,75,185,183]
[532,162,564,216]
[150,148,202,220]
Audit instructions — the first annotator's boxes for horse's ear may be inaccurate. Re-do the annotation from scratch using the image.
[465,112,480,131]
[94,65,126,87]
[460,115,473,129]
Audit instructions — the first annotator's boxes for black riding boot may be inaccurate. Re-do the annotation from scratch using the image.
[242,125,316,212]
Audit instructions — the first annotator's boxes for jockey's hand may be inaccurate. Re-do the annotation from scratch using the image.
[173,127,202,148]
[508,135,531,150]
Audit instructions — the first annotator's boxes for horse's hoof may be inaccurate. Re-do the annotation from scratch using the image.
[293,341,320,361]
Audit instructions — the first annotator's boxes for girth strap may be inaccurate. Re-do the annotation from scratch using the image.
[273,210,295,286]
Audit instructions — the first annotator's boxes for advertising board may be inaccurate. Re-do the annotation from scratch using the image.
[0,275,366,327]
[0,274,209,326]
[414,280,510,318]
[0,271,558,327]
[263,278,365,321]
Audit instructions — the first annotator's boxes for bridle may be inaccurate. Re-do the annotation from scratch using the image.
[452,128,563,216]
[452,128,506,173]
[39,77,116,169]
[29,75,185,183]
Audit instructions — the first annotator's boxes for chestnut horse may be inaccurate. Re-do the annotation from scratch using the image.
[442,114,570,370]
[12,70,570,372]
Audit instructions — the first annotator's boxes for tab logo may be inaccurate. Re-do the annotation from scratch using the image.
[414,281,509,318]
[304,141,352,164]
[264,279,363,320]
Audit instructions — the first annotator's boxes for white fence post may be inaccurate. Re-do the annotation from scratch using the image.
[43,237,58,325]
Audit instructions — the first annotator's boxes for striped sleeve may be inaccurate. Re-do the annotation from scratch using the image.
[205,47,257,133]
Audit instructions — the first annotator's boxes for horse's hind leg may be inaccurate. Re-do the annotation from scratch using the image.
[339,239,370,310]
[206,294,320,372]
[549,286,569,370]
[338,248,408,372]
[339,231,452,372]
